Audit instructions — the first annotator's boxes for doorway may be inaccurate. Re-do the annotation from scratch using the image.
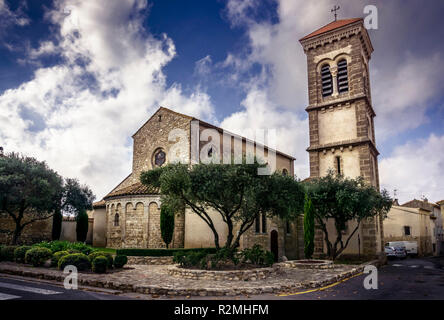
[270,230,278,262]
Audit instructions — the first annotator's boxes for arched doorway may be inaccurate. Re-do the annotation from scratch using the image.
[270,230,278,262]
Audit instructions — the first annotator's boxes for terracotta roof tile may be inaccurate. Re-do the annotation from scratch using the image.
[92,200,106,208]
[103,182,159,200]
[300,18,362,41]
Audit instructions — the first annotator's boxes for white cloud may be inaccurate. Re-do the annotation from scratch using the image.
[194,55,212,76]
[0,0,30,29]
[0,0,214,199]
[379,134,444,204]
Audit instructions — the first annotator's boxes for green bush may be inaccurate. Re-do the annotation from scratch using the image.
[51,250,70,267]
[25,247,53,267]
[58,253,91,271]
[88,251,113,268]
[113,255,128,268]
[240,244,274,267]
[117,248,216,257]
[173,250,209,268]
[33,240,93,255]
[92,256,108,273]
[1,246,18,262]
[14,246,32,263]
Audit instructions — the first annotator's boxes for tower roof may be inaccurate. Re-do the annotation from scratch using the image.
[300,18,362,41]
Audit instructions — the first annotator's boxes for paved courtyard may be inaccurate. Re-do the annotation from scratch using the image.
[0,261,365,296]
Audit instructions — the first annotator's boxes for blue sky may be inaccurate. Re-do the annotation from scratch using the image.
[0,0,443,203]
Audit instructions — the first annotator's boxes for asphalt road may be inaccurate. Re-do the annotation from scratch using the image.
[254,257,444,300]
[0,275,131,300]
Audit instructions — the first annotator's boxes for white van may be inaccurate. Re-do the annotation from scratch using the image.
[385,241,418,256]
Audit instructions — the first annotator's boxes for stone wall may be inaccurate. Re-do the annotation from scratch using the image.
[105,195,185,249]
[127,256,174,265]
[0,213,52,245]
[167,265,278,281]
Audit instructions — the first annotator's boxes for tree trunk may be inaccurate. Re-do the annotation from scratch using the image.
[11,223,23,245]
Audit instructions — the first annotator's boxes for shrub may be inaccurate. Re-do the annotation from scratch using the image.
[117,248,216,257]
[88,251,113,268]
[58,253,91,271]
[173,250,208,268]
[69,242,93,255]
[92,256,108,273]
[113,255,128,268]
[25,247,53,267]
[33,240,93,255]
[14,246,32,263]
[240,244,274,267]
[51,250,70,267]
[1,246,17,262]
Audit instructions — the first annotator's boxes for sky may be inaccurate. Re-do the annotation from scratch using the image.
[0,0,443,204]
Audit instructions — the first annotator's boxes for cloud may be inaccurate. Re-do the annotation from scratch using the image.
[379,134,444,203]
[0,0,214,199]
[194,55,212,76]
[0,0,30,30]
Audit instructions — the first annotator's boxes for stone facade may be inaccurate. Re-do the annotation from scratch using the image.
[300,18,383,258]
[0,213,52,245]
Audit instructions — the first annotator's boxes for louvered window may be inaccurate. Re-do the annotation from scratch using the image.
[337,59,349,93]
[321,65,333,97]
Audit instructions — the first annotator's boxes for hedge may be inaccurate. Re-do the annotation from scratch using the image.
[92,256,108,273]
[14,246,33,263]
[116,248,217,257]
[25,247,53,267]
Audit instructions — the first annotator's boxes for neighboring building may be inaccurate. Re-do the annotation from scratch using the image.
[383,199,443,256]
[299,18,383,259]
[91,106,302,260]
[386,199,444,256]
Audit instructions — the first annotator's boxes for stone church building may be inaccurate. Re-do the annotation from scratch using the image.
[91,17,384,260]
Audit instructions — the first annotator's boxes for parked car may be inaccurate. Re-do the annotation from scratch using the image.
[385,246,407,259]
[385,241,418,256]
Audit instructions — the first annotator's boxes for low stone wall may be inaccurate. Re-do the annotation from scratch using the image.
[127,256,174,265]
[167,265,279,281]
[277,259,335,269]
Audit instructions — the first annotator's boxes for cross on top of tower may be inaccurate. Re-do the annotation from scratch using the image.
[331,5,340,21]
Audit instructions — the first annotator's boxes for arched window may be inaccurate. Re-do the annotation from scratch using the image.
[321,64,333,97]
[114,213,119,227]
[337,59,349,94]
[282,168,288,176]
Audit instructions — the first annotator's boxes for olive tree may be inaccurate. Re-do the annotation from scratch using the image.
[140,161,305,251]
[305,172,392,260]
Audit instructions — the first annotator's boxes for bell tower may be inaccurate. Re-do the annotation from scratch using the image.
[300,18,383,258]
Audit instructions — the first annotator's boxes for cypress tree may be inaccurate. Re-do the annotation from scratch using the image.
[303,194,315,259]
[160,205,175,249]
[76,210,89,242]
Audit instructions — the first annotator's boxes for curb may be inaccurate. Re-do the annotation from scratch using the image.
[0,260,379,297]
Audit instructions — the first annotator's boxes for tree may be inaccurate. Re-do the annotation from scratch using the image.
[76,209,89,242]
[62,178,95,243]
[140,161,305,251]
[51,208,63,240]
[0,153,95,244]
[305,171,392,260]
[160,205,175,249]
[303,194,315,259]
[0,153,63,244]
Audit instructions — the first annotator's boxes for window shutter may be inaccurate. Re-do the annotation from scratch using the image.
[321,65,333,97]
[337,59,349,93]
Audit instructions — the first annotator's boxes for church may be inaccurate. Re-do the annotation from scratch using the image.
[91,17,384,261]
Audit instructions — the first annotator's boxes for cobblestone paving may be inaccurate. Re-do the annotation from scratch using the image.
[0,262,364,296]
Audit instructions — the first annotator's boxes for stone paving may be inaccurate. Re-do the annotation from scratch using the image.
[0,261,373,296]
